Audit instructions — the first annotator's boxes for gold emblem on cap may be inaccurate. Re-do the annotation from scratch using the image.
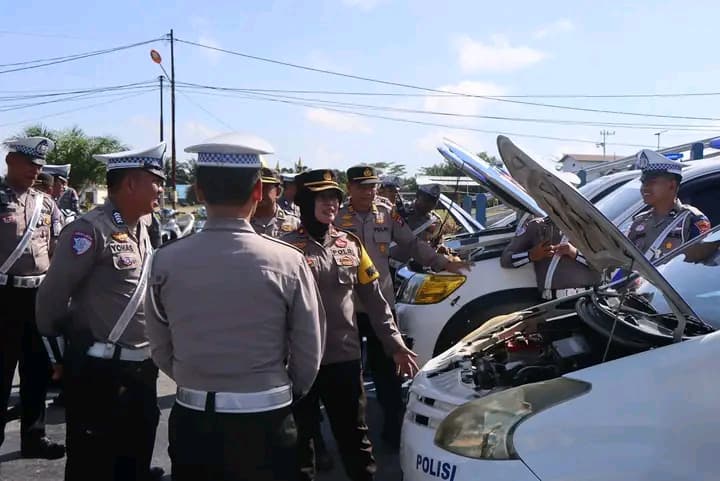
[363,168,372,177]
[323,171,332,181]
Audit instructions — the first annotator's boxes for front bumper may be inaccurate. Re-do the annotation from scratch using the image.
[401,418,537,481]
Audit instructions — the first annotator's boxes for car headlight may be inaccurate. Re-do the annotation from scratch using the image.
[397,274,466,304]
[434,377,590,460]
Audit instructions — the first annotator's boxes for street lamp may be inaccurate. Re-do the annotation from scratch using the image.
[149,44,177,208]
[654,130,668,150]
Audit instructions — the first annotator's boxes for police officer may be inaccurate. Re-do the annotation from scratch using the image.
[51,166,80,214]
[627,149,711,260]
[145,133,324,481]
[251,167,300,237]
[337,165,469,449]
[36,142,167,480]
[0,136,64,459]
[279,172,301,216]
[282,169,418,481]
[33,172,55,195]
[501,216,601,300]
[404,184,443,245]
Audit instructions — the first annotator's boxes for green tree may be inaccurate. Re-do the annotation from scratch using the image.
[477,151,502,168]
[22,124,126,191]
[419,162,462,177]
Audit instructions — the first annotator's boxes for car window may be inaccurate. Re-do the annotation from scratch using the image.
[594,179,642,223]
[634,228,720,327]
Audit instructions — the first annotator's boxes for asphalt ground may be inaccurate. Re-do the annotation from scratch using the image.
[0,371,402,481]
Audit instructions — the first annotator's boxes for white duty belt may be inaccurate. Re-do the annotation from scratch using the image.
[96,231,153,359]
[0,194,45,287]
[644,211,690,261]
[176,385,293,413]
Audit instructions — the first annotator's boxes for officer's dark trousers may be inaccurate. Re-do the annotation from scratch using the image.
[357,312,404,446]
[0,286,51,448]
[294,360,375,481]
[169,402,298,481]
[63,356,159,481]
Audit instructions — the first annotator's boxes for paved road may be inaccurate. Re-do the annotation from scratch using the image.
[0,372,402,481]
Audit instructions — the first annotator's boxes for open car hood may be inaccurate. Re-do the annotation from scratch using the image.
[497,135,696,340]
[437,138,545,218]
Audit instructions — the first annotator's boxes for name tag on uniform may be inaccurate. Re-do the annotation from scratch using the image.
[109,243,135,254]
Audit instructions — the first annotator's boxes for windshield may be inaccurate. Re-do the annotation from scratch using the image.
[632,227,720,328]
[594,179,642,223]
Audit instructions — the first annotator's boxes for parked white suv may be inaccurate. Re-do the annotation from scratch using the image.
[396,140,720,368]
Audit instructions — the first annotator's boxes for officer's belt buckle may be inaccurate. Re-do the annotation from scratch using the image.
[0,273,7,286]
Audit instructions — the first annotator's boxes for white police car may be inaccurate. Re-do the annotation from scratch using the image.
[401,136,720,481]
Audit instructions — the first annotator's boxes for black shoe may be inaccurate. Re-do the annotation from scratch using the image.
[21,437,66,460]
[148,466,165,480]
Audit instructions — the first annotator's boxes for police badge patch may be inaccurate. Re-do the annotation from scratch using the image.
[71,231,93,255]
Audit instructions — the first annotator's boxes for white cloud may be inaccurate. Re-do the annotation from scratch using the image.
[454,34,546,73]
[306,108,372,134]
[423,81,507,120]
[341,0,386,10]
[197,35,222,64]
[183,121,220,142]
[533,19,575,39]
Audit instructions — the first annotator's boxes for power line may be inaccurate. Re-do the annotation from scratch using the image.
[176,38,720,122]
[0,85,157,113]
[177,85,720,132]
[176,82,720,99]
[0,81,157,102]
[177,90,236,131]
[0,90,152,128]
[0,37,165,74]
[179,88,653,148]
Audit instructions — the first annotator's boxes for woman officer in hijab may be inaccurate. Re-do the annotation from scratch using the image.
[282,169,416,481]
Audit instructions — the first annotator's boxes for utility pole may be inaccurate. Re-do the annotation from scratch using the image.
[597,130,615,160]
[159,75,164,142]
[654,130,667,150]
[169,29,177,209]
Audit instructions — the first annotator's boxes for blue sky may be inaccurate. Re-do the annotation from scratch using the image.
[3,0,720,176]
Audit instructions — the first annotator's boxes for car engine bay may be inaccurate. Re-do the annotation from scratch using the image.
[428,291,715,394]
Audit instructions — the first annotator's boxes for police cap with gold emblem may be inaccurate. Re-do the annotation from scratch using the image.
[296,169,344,197]
[3,136,55,166]
[93,142,167,179]
[260,167,282,185]
[347,165,381,184]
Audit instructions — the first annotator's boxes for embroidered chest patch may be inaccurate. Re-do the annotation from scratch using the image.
[72,232,93,255]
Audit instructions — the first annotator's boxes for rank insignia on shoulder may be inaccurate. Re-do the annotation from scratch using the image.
[695,219,711,234]
[111,210,125,226]
[112,232,129,242]
[71,231,93,255]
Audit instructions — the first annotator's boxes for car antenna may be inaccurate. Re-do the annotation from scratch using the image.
[601,257,635,363]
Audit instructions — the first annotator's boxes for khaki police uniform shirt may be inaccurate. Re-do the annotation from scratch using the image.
[145,217,324,396]
[251,205,300,238]
[627,200,711,260]
[36,199,152,347]
[406,210,442,244]
[282,225,404,364]
[336,197,448,309]
[501,217,601,290]
[0,183,62,276]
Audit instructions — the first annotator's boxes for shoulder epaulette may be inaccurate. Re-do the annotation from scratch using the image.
[260,233,305,254]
